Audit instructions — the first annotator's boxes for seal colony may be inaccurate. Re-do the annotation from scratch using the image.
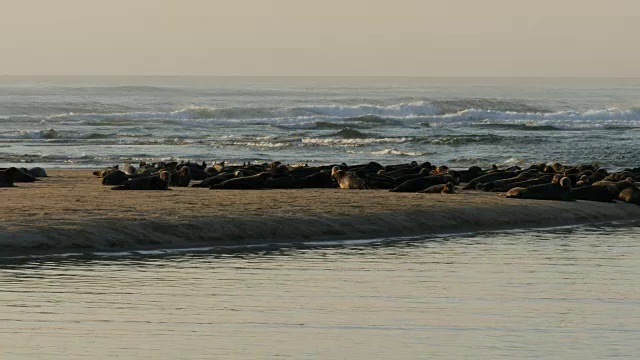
[86,160,640,205]
[2,160,640,256]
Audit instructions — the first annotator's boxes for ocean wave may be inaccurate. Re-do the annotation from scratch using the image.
[330,128,375,139]
[432,98,551,114]
[0,129,120,140]
[473,123,561,131]
[448,156,492,164]
[5,101,640,131]
[430,135,506,146]
[426,108,640,129]
[0,129,63,140]
[345,114,400,124]
[370,149,434,157]
[301,101,440,118]
[498,157,528,167]
[314,121,365,130]
[301,137,411,147]
[274,119,389,130]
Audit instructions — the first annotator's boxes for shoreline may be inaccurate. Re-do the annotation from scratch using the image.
[2,170,640,257]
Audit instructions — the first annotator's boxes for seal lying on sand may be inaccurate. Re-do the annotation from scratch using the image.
[390,175,456,193]
[591,180,635,198]
[111,171,170,190]
[477,171,539,191]
[210,172,271,190]
[170,166,191,187]
[0,167,19,187]
[93,166,119,178]
[28,167,48,177]
[192,171,239,188]
[493,175,552,192]
[506,177,572,201]
[464,171,518,190]
[570,185,615,202]
[298,170,335,188]
[418,182,455,194]
[102,170,129,186]
[332,168,368,189]
[122,163,136,176]
[8,169,39,182]
[618,186,640,205]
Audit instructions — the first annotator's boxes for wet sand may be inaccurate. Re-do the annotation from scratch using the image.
[1,169,640,256]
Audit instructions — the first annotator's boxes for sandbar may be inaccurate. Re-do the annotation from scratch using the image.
[1,169,640,257]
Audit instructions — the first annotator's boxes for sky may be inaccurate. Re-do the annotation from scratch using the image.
[1,0,639,77]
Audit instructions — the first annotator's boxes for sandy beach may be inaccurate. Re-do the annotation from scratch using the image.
[1,169,639,256]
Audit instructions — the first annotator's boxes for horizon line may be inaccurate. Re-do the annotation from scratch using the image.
[2,74,640,79]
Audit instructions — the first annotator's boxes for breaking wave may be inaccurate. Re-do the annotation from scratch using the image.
[370,149,434,157]
[4,101,640,131]
[430,135,506,146]
[330,128,375,139]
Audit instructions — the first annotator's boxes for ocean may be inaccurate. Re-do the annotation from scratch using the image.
[1,76,640,169]
[1,77,639,359]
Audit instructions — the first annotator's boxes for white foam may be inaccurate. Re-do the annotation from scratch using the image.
[425,107,640,128]
[301,137,411,146]
[370,149,433,157]
[299,101,441,118]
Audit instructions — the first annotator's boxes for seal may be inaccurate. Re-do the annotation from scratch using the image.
[93,166,118,178]
[456,166,484,183]
[618,186,640,205]
[298,170,335,188]
[182,165,208,180]
[575,175,590,187]
[493,175,553,192]
[265,175,298,189]
[111,172,170,190]
[392,168,432,185]
[13,169,39,182]
[382,166,422,178]
[0,167,19,187]
[431,165,449,175]
[390,175,456,193]
[418,182,455,194]
[506,177,572,201]
[477,171,539,191]
[362,173,396,189]
[464,171,518,190]
[122,163,137,176]
[102,170,129,186]
[170,166,191,187]
[28,167,48,177]
[210,172,271,190]
[592,180,635,197]
[570,185,615,202]
[288,166,321,179]
[332,169,368,189]
[192,171,239,188]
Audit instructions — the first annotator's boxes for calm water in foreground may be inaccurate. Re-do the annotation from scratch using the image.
[1,223,639,359]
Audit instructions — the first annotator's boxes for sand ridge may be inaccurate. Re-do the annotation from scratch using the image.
[1,169,640,256]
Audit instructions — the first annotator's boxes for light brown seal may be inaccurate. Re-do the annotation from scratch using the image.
[618,186,640,205]
[418,182,455,194]
[332,169,368,189]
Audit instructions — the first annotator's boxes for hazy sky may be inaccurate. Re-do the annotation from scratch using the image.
[2,0,639,76]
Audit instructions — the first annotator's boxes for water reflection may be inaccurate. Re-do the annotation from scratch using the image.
[1,223,639,359]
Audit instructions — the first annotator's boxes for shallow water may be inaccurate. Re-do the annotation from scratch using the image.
[1,223,639,359]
